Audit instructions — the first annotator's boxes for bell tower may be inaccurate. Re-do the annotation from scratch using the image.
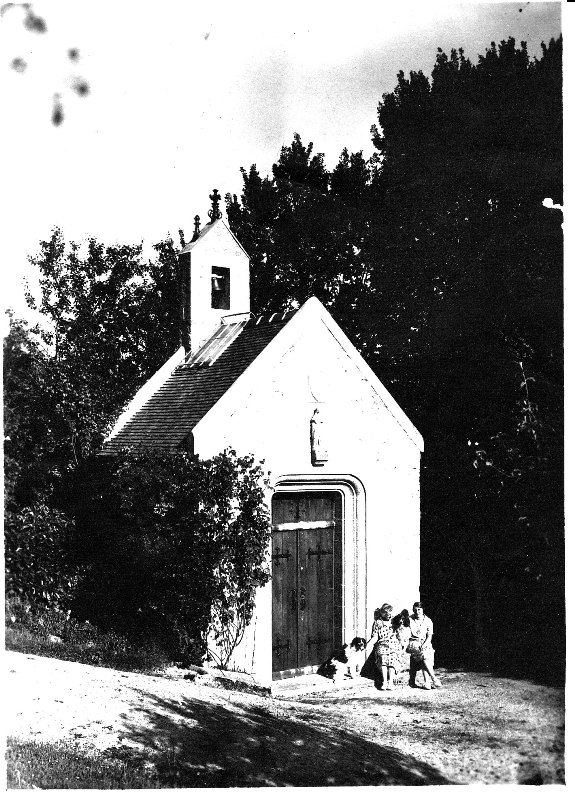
[178,189,250,354]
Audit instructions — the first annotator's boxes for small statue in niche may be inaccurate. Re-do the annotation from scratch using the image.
[310,407,328,465]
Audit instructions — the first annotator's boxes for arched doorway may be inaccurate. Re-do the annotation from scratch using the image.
[271,491,343,673]
[271,475,366,679]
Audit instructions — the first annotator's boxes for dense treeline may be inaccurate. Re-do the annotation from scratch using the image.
[4,36,562,680]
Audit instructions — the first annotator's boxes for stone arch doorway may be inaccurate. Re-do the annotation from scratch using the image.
[271,475,366,680]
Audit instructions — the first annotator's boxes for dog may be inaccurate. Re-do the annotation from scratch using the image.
[317,637,367,682]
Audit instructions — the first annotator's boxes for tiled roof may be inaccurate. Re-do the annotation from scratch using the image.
[102,311,297,453]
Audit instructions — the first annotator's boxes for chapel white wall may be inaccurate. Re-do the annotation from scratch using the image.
[193,315,421,682]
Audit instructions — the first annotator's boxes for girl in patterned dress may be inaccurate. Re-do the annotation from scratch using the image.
[366,603,402,690]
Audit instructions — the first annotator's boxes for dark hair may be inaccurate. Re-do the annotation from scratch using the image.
[393,609,411,630]
[379,603,393,621]
[413,602,423,611]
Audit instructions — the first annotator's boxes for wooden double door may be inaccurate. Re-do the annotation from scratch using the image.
[271,491,342,674]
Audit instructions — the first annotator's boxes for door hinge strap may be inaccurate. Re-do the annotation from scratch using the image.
[307,548,332,558]
[272,548,292,563]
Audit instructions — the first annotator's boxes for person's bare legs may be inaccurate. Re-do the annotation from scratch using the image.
[409,657,426,687]
[420,657,442,688]
[387,667,396,689]
[380,665,388,690]
[376,663,387,690]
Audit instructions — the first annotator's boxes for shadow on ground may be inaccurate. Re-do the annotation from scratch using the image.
[294,682,564,784]
[109,691,455,787]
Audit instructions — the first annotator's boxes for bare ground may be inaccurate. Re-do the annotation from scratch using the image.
[5,650,565,786]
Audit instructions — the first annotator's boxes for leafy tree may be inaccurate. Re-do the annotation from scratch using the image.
[4,315,50,503]
[14,229,182,489]
[5,228,183,612]
[68,448,271,666]
[5,503,76,606]
[368,36,563,675]
[4,316,79,605]
[226,134,373,322]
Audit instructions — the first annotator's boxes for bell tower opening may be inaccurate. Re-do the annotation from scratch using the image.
[211,267,230,310]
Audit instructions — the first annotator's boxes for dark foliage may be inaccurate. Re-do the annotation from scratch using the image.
[4,316,78,604]
[5,503,76,606]
[66,448,271,666]
[4,233,183,613]
[5,596,169,673]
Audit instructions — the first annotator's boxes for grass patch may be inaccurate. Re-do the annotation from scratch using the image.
[6,737,162,789]
[5,596,171,674]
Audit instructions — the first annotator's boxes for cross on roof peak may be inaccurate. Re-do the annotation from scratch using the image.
[208,188,222,223]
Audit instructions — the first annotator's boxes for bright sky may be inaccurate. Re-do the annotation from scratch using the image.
[0,1,564,323]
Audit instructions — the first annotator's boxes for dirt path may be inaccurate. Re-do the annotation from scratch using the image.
[5,651,564,786]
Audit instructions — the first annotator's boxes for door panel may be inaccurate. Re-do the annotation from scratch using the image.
[271,529,297,672]
[272,492,342,673]
[298,526,334,667]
